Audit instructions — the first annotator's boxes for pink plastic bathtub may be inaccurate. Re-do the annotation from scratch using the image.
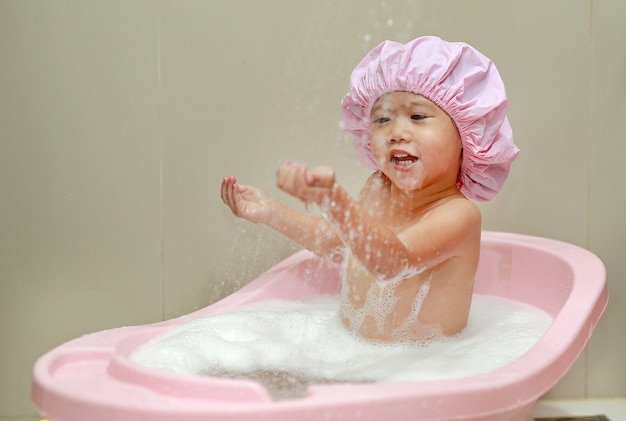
[32,231,607,421]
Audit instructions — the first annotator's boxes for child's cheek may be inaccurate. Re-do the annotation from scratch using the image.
[369,137,387,170]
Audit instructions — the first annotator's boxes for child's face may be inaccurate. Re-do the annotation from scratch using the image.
[369,91,462,193]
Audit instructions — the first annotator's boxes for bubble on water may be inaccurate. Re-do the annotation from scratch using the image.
[392,277,434,342]
[370,279,400,331]
[363,34,372,43]
[131,294,553,400]
[340,264,403,336]
[387,18,394,27]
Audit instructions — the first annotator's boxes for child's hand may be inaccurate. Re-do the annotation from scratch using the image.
[276,161,336,205]
[220,176,273,224]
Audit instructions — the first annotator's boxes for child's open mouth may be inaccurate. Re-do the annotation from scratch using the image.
[391,152,418,170]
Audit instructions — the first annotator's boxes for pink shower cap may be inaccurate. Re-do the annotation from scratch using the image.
[341,36,519,201]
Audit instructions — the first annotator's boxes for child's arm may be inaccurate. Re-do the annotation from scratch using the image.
[276,163,480,281]
[220,176,344,262]
[325,183,480,280]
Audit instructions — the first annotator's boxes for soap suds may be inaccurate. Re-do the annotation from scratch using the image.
[131,294,552,400]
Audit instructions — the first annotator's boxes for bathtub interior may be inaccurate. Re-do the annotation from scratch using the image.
[181,231,577,322]
[474,238,574,317]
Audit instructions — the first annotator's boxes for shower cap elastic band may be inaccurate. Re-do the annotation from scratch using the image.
[341,36,519,201]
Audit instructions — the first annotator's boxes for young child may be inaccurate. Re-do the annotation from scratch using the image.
[221,36,518,343]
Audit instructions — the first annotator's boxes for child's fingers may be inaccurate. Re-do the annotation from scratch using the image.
[220,177,232,202]
[276,161,306,192]
[306,166,335,188]
[221,176,239,211]
[220,177,230,204]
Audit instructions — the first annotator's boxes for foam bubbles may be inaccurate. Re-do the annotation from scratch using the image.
[338,256,430,340]
[131,294,552,400]
[391,278,433,342]
[340,276,402,334]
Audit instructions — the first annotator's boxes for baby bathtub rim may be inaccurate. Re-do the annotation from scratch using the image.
[31,231,608,420]
[120,231,607,398]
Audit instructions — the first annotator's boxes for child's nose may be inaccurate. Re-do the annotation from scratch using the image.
[389,118,412,142]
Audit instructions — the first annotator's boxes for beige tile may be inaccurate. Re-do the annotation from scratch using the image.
[0,1,161,416]
[465,0,592,248]
[586,0,626,398]
[158,0,313,318]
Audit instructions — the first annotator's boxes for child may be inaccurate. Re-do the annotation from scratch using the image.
[221,36,518,343]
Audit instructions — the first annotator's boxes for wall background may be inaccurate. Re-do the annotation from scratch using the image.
[1,0,624,418]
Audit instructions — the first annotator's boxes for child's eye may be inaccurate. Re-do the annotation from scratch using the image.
[373,116,390,124]
[411,114,427,120]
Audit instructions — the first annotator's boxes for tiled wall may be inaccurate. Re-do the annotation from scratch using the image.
[1,0,624,417]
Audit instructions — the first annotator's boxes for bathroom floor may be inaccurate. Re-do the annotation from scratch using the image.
[528,399,626,420]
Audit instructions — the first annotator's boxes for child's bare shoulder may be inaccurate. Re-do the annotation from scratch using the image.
[426,195,481,229]
[438,194,480,219]
[412,195,481,247]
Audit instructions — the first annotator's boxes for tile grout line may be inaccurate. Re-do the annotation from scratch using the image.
[156,0,166,321]
[583,0,595,399]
